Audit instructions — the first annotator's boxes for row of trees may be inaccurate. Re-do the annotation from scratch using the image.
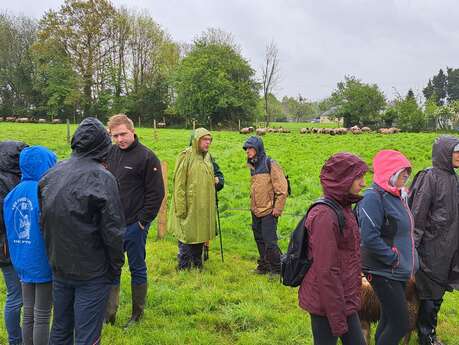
[328,75,459,131]
[1,0,458,131]
[1,0,179,122]
[0,0,291,127]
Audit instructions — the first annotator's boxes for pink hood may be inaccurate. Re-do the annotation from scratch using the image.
[373,150,411,197]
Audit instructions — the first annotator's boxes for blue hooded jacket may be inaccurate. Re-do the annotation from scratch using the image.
[3,146,57,283]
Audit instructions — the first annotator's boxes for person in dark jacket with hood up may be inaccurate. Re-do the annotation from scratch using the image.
[39,117,126,345]
[0,140,27,345]
[243,136,288,276]
[299,152,368,345]
[357,150,419,345]
[410,135,459,345]
[4,146,57,345]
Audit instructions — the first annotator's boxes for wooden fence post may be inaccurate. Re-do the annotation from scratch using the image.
[157,161,168,239]
[66,119,71,144]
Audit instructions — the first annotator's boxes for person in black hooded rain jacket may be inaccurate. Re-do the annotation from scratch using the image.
[39,117,125,345]
[410,135,459,345]
[1,141,27,345]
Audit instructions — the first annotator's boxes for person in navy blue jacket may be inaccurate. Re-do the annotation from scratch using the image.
[356,150,419,345]
[4,146,57,345]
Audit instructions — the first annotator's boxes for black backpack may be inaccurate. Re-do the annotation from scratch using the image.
[267,158,291,196]
[280,197,345,287]
[407,168,432,208]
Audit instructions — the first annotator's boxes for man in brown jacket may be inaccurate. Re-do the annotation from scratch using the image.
[243,136,288,275]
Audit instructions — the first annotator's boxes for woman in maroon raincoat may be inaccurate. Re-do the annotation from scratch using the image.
[299,152,368,345]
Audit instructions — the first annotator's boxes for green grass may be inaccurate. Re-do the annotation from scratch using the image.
[1,123,459,344]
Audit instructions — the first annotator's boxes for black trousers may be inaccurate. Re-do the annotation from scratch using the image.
[177,241,204,270]
[251,213,281,273]
[310,313,366,345]
[369,274,410,345]
[417,298,444,345]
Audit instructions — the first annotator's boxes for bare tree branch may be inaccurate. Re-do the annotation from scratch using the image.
[261,40,280,126]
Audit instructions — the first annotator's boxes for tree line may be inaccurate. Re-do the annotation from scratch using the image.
[1,0,458,131]
[328,73,459,131]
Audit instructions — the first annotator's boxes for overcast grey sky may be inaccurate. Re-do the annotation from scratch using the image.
[4,0,459,101]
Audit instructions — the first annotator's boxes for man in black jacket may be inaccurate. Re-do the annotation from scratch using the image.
[105,114,164,327]
[410,135,459,345]
[40,118,125,344]
[0,141,27,345]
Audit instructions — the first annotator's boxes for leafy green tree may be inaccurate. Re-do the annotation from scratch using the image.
[331,76,386,127]
[173,33,259,126]
[281,95,316,121]
[447,67,459,102]
[0,13,39,116]
[397,90,425,131]
[38,0,117,117]
[32,35,81,120]
[423,79,435,103]
[424,96,439,129]
[381,106,399,128]
[432,69,447,105]
[258,94,284,121]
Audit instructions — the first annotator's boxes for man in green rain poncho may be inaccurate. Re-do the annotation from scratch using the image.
[169,128,217,270]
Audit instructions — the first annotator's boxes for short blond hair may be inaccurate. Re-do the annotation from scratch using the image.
[107,114,134,131]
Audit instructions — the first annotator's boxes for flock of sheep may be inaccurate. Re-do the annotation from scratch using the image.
[0,117,62,124]
[240,125,402,135]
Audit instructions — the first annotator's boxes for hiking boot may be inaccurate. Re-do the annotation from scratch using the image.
[104,285,120,325]
[123,283,147,329]
[266,246,282,275]
[419,335,445,345]
[418,299,443,345]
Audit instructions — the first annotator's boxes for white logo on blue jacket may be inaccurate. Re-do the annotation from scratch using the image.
[12,197,33,243]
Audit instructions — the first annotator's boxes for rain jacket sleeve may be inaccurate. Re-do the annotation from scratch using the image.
[358,191,398,266]
[410,172,434,248]
[212,158,224,192]
[138,154,164,225]
[173,152,189,218]
[270,162,288,213]
[96,175,126,279]
[309,207,348,336]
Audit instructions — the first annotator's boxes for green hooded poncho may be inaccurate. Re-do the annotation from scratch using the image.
[168,128,216,244]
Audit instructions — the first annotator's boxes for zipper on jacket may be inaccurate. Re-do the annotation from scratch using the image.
[402,199,416,277]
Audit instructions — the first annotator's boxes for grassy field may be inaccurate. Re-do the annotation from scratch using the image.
[1,123,459,344]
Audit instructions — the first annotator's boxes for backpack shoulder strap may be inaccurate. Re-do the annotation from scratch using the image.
[411,167,432,188]
[306,197,346,233]
[408,167,433,208]
[266,157,272,172]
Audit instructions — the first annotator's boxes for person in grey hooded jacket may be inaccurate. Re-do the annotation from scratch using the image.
[409,135,459,345]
